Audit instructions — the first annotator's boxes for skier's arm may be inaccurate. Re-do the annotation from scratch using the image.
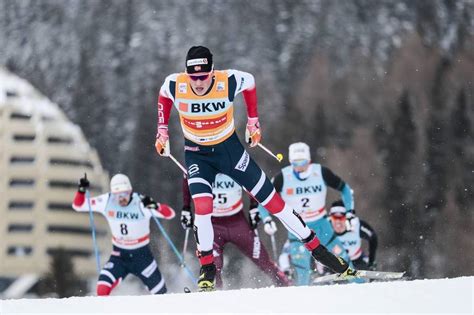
[229,69,260,146]
[140,194,175,220]
[360,220,378,266]
[321,166,354,211]
[230,69,258,118]
[155,74,177,155]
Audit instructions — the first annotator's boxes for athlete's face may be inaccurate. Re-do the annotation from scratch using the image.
[114,191,131,207]
[188,71,213,95]
[291,159,310,173]
[330,215,347,234]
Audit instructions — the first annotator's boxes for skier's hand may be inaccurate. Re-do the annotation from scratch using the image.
[141,195,158,209]
[180,207,193,229]
[245,117,261,147]
[248,208,261,229]
[345,211,355,231]
[78,176,90,193]
[263,217,277,235]
[155,127,170,156]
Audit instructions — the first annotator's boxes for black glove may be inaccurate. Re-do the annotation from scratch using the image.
[181,207,193,229]
[78,176,90,193]
[141,195,157,209]
[248,208,261,229]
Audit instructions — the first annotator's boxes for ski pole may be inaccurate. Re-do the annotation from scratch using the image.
[151,215,196,283]
[169,153,188,175]
[257,143,283,162]
[85,178,101,275]
[181,228,190,267]
[270,234,278,262]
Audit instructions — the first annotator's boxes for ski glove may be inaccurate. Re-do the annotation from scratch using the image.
[263,216,277,235]
[181,207,193,229]
[78,176,90,193]
[248,208,261,229]
[245,117,261,147]
[155,127,170,156]
[345,211,355,231]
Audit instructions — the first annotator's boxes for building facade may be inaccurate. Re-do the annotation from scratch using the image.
[0,68,110,279]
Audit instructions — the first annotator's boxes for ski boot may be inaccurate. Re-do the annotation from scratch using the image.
[197,250,216,292]
[198,263,216,292]
[304,231,358,278]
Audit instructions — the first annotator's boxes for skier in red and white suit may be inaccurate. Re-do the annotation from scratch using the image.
[72,174,175,296]
[155,46,356,291]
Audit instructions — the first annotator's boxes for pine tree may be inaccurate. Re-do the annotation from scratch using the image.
[384,91,417,249]
[450,89,473,212]
[36,248,86,298]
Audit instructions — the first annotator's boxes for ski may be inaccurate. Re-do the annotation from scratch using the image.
[313,270,406,284]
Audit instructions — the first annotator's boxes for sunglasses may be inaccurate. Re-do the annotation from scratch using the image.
[291,159,309,168]
[113,191,131,199]
[330,214,346,221]
[188,73,210,81]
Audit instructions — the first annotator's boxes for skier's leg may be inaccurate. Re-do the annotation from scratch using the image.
[211,219,228,289]
[133,246,167,294]
[96,252,127,296]
[229,212,290,287]
[288,238,312,286]
[184,149,219,290]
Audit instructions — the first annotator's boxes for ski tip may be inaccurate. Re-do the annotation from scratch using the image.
[184,287,191,293]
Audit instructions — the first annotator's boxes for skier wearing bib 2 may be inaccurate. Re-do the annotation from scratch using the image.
[72,174,175,296]
[155,46,356,291]
[259,142,354,285]
[182,173,290,288]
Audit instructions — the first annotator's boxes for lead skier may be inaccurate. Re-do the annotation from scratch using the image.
[72,174,175,296]
[155,46,356,291]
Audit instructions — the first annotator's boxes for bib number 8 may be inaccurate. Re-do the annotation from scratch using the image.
[120,223,128,235]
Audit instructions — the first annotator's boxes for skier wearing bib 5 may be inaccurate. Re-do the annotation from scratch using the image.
[155,46,356,291]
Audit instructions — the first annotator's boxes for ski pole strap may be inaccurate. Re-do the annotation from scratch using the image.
[151,216,197,283]
[86,189,101,275]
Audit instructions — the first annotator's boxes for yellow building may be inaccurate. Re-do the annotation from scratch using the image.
[0,68,110,286]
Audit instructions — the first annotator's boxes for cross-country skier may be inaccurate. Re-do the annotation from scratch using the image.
[155,46,356,291]
[181,173,290,289]
[72,174,175,296]
[259,142,354,285]
[329,200,378,270]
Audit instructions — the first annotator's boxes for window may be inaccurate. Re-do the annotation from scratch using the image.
[8,224,33,233]
[13,134,35,142]
[47,248,91,258]
[9,179,35,187]
[47,225,106,236]
[9,201,34,210]
[10,112,31,120]
[49,158,93,168]
[48,202,72,211]
[6,90,18,98]
[10,156,35,164]
[48,180,76,189]
[7,246,33,256]
[47,136,73,144]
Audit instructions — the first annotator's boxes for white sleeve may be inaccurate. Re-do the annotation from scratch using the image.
[159,73,179,102]
[228,69,255,97]
[72,193,109,215]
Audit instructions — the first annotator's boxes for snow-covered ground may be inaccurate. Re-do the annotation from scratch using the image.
[1,277,472,314]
